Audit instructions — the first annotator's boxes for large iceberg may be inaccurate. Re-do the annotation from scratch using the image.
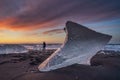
[38,21,112,71]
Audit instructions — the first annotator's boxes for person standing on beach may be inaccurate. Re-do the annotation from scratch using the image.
[42,42,46,51]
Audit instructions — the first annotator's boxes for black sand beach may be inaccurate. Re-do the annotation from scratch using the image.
[0,50,120,80]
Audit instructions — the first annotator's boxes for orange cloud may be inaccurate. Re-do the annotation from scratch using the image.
[0,17,62,31]
[0,18,19,30]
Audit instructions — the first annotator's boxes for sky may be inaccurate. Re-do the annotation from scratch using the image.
[0,0,120,44]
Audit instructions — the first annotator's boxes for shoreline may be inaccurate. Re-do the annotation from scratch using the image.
[0,49,120,80]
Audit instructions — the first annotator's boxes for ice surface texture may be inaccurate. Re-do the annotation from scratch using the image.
[38,21,112,71]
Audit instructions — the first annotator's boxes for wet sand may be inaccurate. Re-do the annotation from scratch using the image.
[0,50,120,80]
[0,50,55,80]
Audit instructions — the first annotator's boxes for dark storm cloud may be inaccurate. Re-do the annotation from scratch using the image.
[0,0,26,20]
[0,0,120,30]
[12,0,120,26]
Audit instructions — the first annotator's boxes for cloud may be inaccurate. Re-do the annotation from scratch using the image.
[0,0,26,20]
[0,0,120,31]
[43,29,64,35]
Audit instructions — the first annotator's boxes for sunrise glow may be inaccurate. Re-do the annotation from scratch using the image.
[0,0,120,44]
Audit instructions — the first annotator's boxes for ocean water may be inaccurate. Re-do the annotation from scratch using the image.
[32,44,120,52]
[103,44,120,52]
[22,44,61,50]
[0,44,120,54]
